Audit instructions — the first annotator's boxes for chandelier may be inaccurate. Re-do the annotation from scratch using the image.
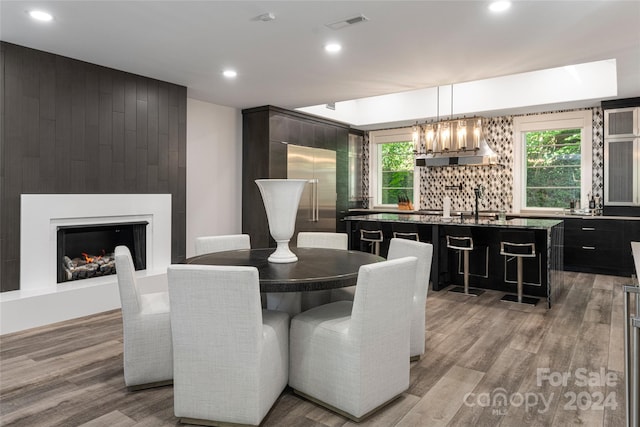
[414,85,498,166]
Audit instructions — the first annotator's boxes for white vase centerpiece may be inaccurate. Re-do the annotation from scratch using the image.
[255,179,307,263]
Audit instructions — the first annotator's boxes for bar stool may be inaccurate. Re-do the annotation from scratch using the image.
[499,230,539,305]
[445,226,484,296]
[392,222,420,241]
[359,221,384,255]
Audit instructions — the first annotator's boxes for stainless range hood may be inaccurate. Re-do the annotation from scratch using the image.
[415,140,498,166]
[414,117,498,167]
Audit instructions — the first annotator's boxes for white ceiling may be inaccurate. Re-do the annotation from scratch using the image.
[1,1,639,123]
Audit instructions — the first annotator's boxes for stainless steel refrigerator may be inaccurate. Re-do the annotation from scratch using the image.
[287,145,336,233]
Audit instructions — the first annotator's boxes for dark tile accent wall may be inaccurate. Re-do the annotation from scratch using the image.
[0,42,187,292]
[417,115,515,212]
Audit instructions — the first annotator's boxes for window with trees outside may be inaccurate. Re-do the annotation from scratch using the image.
[369,128,418,208]
[513,111,592,212]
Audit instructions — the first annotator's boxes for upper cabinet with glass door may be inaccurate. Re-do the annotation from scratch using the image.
[604,138,637,205]
[605,107,640,138]
[604,107,640,206]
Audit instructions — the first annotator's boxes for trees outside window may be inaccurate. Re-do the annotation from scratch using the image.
[525,129,582,208]
[369,127,418,208]
[380,141,414,204]
[513,110,592,212]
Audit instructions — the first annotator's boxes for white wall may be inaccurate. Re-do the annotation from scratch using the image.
[186,99,243,257]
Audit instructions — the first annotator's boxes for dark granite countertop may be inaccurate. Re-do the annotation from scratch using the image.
[348,208,640,221]
[344,213,563,230]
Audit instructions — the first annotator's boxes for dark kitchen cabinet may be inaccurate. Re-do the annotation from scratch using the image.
[242,106,349,248]
[563,218,624,275]
[518,215,636,277]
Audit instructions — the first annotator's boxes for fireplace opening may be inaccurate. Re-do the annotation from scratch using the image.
[57,222,148,283]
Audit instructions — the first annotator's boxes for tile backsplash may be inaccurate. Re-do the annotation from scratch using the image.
[362,107,604,212]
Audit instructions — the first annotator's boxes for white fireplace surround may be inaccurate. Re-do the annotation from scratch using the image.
[21,194,171,289]
[0,194,172,334]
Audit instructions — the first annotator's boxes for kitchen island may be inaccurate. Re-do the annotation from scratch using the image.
[344,213,564,308]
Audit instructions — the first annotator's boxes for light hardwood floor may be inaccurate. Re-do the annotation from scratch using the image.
[0,272,630,426]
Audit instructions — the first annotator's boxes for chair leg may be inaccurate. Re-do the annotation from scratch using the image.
[449,250,484,296]
[501,256,539,306]
[517,256,523,304]
[464,250,469,294]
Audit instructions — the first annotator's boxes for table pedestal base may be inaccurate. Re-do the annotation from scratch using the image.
[266,292,302,315]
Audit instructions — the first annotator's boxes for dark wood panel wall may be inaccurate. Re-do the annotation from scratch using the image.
[0,42,187,292]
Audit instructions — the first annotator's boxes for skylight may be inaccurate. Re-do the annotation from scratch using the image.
[296,59,618,127]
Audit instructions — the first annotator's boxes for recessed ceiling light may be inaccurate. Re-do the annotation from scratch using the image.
[489,1,511,13]
[28,10,53,22]
[223,70,237,78]
[325,43,342,53]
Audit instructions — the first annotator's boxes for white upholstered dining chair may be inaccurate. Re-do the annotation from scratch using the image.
[330,237,433,360]
[194,233,250,256]
[167,264,289,426]
[114,245,173,390]
[387,238,433,360]
[296,232,349,311]
[288,256,417,421]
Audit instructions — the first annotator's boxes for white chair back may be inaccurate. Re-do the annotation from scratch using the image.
[350,257,417,350]
[297,232,348,250]
[194,234,250,256]
[115,245,141,315]
[387,238,433,357]
[168,265,262,361]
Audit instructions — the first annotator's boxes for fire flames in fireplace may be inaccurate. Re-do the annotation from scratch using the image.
[82,251,103,263]
[57,221,147,283]
[61,250,116,281]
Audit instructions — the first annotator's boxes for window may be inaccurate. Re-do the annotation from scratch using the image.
[513,111,592,212]
[369,128,419,208]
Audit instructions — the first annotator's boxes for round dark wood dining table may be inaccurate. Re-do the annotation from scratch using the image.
[184,247,384,293]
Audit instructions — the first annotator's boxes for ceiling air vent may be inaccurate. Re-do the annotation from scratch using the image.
[326,14,369,30]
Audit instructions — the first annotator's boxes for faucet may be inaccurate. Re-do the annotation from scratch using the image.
[473,185,484,222]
